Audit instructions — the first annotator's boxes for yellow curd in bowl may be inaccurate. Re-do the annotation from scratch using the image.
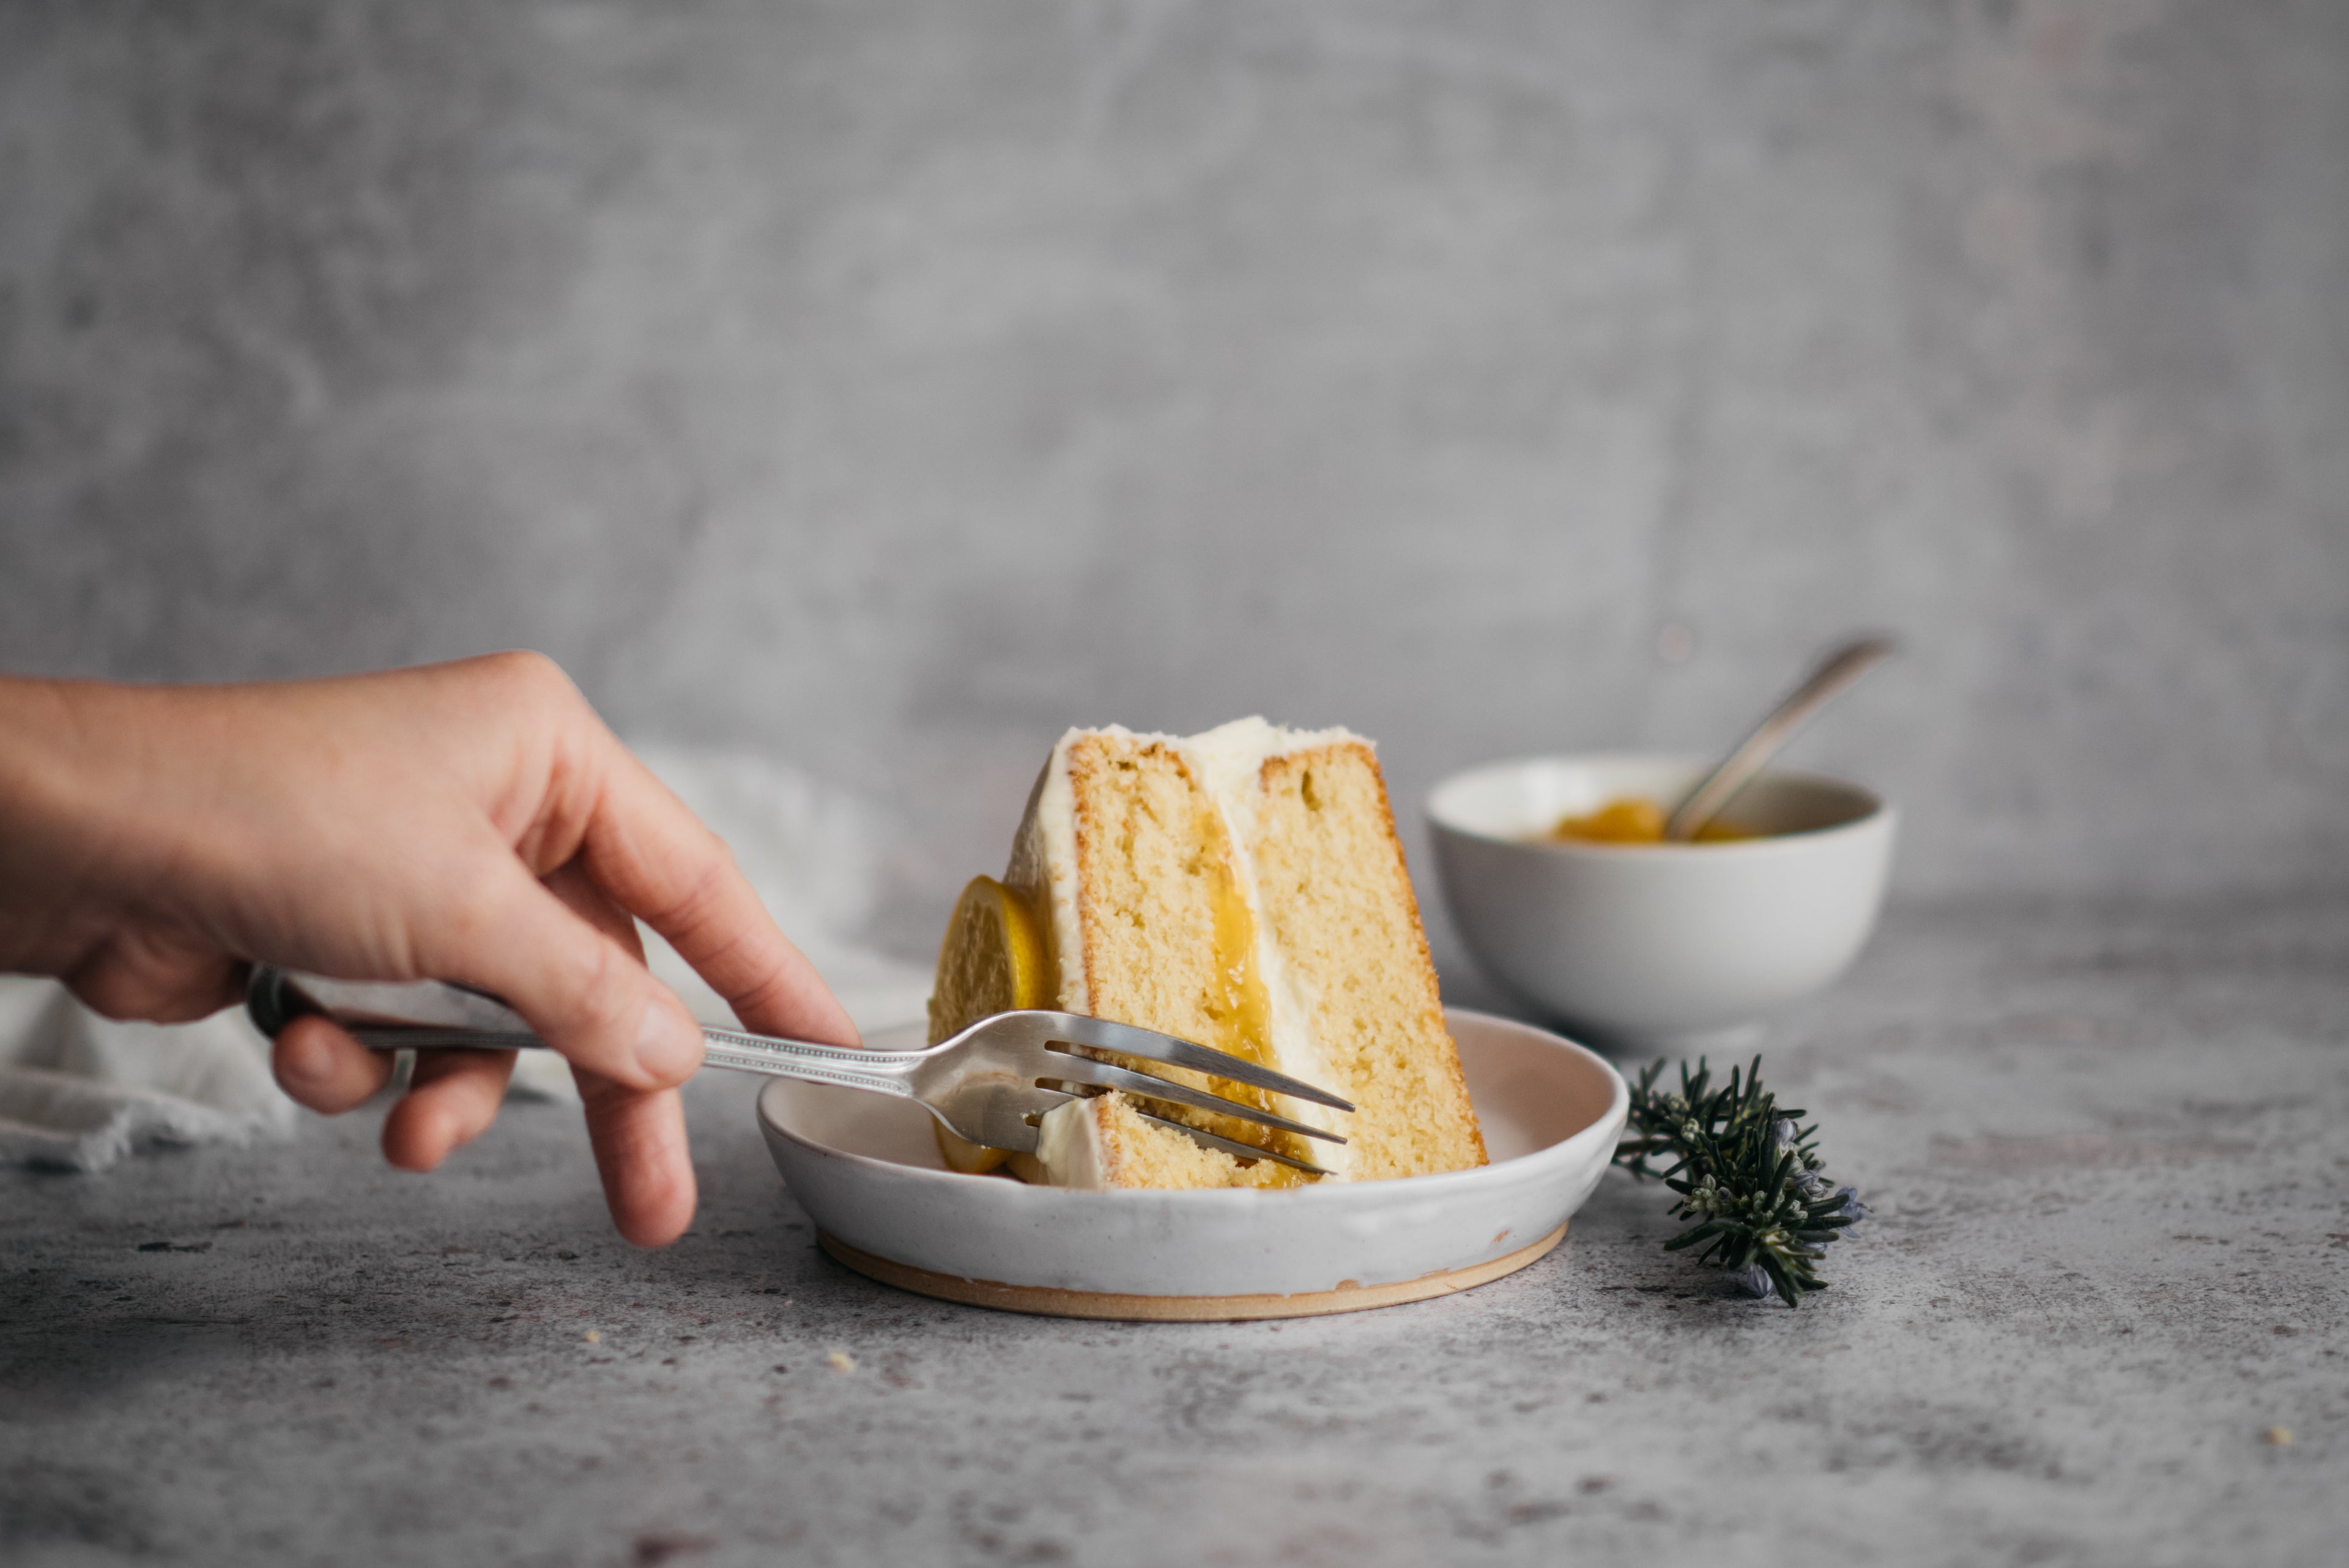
[1542,797,1756,845]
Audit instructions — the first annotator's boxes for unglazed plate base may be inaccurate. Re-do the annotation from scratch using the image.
[757,1008,1627,1315]
[817,1222,1570,1321]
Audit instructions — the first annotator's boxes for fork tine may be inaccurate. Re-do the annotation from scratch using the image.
[1011,1012,1356,1112]
[1132,1111,1337,1178]
[1039,1057,1345,1143]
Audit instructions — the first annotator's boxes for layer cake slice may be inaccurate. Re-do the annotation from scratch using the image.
[927,718,1486,1189]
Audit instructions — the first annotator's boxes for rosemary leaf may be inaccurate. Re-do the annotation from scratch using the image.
[1612,1055,1865,1307]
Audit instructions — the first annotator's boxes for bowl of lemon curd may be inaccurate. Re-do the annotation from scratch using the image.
[1427,753,1893,1053]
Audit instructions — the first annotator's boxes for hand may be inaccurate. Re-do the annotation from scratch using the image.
[0,652,858,1244]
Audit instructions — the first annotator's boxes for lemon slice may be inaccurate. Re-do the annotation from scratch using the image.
[926,875,1050,1173]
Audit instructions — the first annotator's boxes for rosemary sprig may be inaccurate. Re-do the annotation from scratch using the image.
[1612,1055,1865,1307]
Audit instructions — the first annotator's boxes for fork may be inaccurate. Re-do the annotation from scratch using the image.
[245,965,1354,1176]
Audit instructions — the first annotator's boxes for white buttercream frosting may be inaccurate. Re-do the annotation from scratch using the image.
[1034,1098,1109,1191]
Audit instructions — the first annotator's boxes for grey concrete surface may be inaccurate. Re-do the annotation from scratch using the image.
[4,10,2346,1558]
[4,1,2347,929]
[6,897,2345,1567]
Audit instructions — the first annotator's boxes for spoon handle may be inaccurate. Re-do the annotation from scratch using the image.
[1664,635,1898,841]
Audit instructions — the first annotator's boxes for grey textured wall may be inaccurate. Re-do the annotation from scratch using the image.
[4,1,2345,945]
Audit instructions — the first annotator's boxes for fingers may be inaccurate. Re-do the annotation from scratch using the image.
[357,850,697,1244]
[453,661,852,1046]
[571,745,860,1047]
[413,849,704,1094]
[576,1069,696,1247]
[539,856,699,1246]
[381,1048,518,1172]
[272,1016,517,1172]
[272,1015,393,1112]
[541,855,646,955]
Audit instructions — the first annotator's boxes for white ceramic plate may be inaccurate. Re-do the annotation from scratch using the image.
[755,1008,1629,1320]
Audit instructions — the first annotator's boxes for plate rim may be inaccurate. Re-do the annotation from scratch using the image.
[754,1005,1630,1203]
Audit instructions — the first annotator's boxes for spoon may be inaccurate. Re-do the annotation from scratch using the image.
[1663,634,1898,841]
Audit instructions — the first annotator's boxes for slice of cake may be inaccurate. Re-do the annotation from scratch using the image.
[926,718,1486,1190]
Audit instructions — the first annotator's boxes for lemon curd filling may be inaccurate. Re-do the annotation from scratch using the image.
[1191,806,1310,1187]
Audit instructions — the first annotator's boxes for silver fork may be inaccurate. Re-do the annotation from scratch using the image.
[245,965,1354,1176]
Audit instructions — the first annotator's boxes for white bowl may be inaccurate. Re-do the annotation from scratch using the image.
[1427,753,1894,1053]
[755,1009,1627,1320]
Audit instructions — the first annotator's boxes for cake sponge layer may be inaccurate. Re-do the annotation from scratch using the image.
[1248,743,1485,1180]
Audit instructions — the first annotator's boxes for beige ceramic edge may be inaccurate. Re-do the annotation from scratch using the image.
[756,1009,1628,1311]
[1426,753,1895,1050]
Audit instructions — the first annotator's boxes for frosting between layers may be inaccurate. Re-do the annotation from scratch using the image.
[1184,718,1357,1178]
[1024,718,1367,1186]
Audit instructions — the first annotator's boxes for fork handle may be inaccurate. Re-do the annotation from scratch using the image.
[245,965,927,1098]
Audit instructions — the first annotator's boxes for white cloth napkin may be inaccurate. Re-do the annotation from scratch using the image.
[0,978,295,1172]
[0,746,933,1172]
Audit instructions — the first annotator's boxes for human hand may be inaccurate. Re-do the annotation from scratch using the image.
[0,652,857,1244]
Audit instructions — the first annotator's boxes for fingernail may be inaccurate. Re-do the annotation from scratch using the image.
[634,997,704,1082]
